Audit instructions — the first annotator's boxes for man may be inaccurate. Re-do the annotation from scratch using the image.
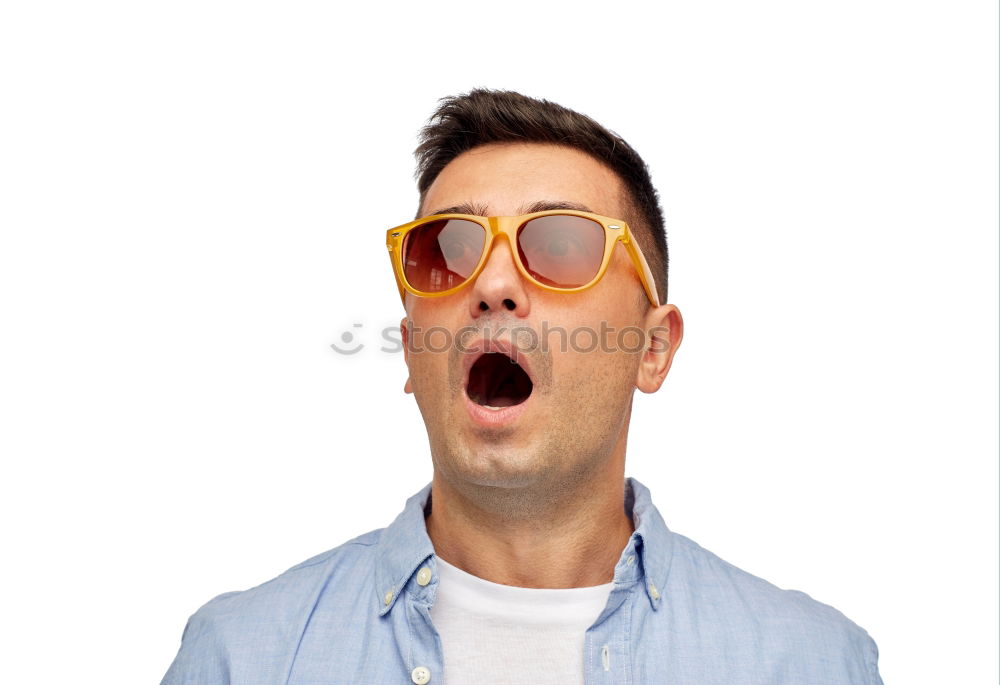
[162,89,883,685]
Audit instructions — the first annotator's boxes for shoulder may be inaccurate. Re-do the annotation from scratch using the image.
[193,528,380,630]
[666,532,881,683]
[162,529,383,684]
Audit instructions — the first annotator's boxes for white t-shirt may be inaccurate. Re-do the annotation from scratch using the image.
[428,556,615,685]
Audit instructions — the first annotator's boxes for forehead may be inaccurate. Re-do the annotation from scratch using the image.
[421,143,628,219]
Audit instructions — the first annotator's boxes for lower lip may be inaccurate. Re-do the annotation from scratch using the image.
[464,392,530,428]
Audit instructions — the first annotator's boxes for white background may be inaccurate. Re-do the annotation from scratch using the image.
[0,1,996,683]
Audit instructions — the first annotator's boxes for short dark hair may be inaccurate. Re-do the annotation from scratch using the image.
[414,88,669,304]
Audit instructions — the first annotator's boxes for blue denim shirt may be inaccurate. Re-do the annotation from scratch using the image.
[162,478,883,685]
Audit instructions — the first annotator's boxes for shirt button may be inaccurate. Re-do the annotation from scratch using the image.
[416,566,432,586]
[383,590,393,606]
[626,555,635,566]
[649,582,661,600]
[411,666,431,684]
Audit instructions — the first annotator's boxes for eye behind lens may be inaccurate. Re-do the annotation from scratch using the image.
[516,215,605,289]
[403,219,487,292]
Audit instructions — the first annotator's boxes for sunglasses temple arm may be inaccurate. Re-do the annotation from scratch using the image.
[625,239,661,307]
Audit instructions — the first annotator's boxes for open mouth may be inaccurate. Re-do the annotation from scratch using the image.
[466,352,534,409]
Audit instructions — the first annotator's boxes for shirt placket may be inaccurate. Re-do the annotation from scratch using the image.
[584,584,634,685]
[389,561,444,685]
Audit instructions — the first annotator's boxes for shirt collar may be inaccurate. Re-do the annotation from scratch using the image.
[373,476,675,615]
[620,476,675,610]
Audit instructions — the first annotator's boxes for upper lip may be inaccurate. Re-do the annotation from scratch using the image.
[461,336,535,390]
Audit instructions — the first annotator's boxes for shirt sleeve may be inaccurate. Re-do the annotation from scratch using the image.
[865,632,884,685]
[160,606,231,685]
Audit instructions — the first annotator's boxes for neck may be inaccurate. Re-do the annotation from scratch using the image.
[425,438,634,589]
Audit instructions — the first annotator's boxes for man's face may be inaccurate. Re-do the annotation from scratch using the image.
[402,142,667,497]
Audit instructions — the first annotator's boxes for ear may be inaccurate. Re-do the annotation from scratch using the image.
[400,316,413,394]
[636,304,683,394]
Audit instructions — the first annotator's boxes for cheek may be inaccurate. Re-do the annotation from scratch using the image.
[405,314,472,403]
[405,305,462,369]
[550,336,642,399]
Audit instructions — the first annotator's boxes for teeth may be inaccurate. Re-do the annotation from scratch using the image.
[484,405,503,411]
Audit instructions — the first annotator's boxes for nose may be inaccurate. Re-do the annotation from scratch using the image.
[468,234,531,319]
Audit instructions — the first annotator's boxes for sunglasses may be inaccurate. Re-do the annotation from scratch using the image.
[386,209,660,307]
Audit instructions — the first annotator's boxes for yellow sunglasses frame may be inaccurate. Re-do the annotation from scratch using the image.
[385,209,660,307]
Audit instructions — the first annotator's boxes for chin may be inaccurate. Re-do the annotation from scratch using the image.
[443,444,552,489]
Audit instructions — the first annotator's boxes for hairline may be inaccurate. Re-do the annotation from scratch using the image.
[415,143,652,242]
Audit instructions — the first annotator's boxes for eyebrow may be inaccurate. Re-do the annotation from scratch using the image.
[425,201,492,217]
[424,200,595,217]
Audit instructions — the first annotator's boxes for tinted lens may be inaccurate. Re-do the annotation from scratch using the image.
[516,215,606,288]
[402,218,486,292]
